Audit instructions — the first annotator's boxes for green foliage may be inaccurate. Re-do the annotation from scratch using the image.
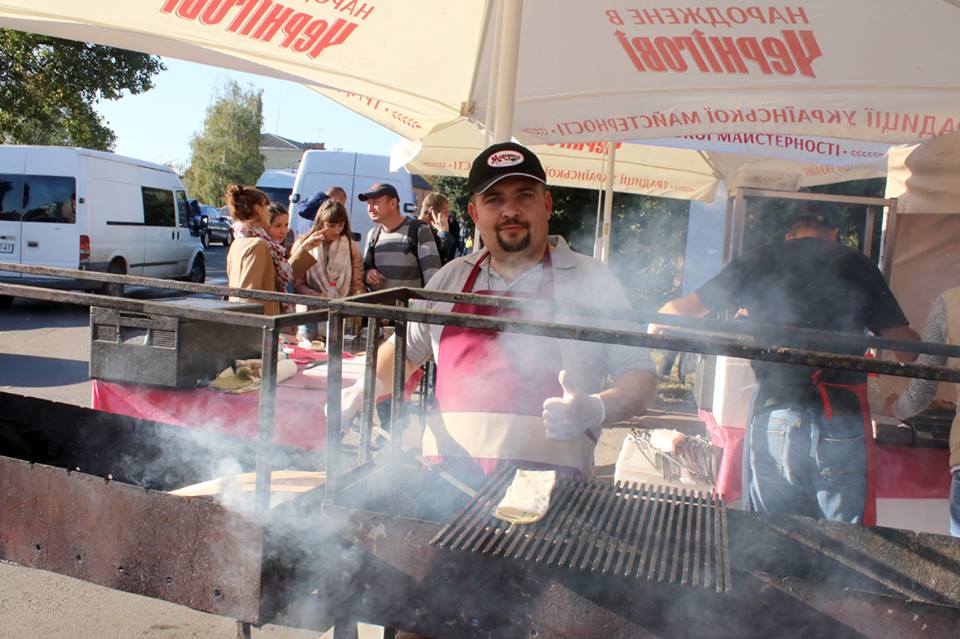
[432,175,472,220]
[0,30,163,150]
[544,186,690,309]
[742,178,886,255]
[431,174,476,239]
[183,81,264,206]
[428,174,690,309]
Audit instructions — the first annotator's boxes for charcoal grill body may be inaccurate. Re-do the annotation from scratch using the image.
[5,273,960,637]
[0,392,319,624]
[289,464,960,639]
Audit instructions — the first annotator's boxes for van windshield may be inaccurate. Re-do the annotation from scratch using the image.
[259,187,291,206]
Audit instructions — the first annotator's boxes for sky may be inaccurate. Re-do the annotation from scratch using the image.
[94,57,402,169]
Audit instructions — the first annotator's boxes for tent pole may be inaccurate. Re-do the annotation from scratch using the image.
[731,187,747,259]
[721,191,734,265]
[492,0,523,142]
[863,206,876,258]
[474,0,505,253]
[483,0,502,146]
[593,188,604,260]
[600,141,617,264]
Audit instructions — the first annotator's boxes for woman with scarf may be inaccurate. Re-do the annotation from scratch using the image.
[224,184,322,315]
[294,199,364,341]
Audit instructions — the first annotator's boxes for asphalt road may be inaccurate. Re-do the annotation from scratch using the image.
[0,245,229,408]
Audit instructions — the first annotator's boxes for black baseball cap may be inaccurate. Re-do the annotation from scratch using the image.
[791,211,838,229]
[467,142,547,194]
[357,183,399,201]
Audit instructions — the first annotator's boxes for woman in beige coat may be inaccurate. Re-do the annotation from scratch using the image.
[224,184,322,316]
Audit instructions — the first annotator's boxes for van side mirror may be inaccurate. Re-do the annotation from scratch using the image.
[403,203,416,213]
[290,193,301,204]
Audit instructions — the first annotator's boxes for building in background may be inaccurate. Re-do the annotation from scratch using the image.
[411,174,434,211]
[259,133,324,170]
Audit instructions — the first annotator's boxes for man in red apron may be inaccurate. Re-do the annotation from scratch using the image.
[337,142,658,484]
[657,212,917,524]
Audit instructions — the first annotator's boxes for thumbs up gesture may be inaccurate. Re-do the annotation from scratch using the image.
[542,370,607,441]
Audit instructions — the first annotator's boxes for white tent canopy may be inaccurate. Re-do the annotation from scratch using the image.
[392,120,889,201]
[886,133,960,214]
[391,121,721,201]
[5,1,960,146]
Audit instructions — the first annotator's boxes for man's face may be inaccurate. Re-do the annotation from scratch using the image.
[366,194,398,224]
[468,177,552,256]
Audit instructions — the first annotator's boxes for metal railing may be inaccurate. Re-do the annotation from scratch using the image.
[3,262,960,512]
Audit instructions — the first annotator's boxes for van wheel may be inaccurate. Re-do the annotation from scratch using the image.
[188,254,205,283]
[0,295,13,308]
[104,260,126,297]
[201,230,210,249]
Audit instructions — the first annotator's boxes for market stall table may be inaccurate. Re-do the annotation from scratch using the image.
[700,408,952,533]
[92,367,341,451]
[91,350,423,453]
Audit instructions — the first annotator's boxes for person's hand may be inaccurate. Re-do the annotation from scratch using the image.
[542,370,606,441]
[365,269,385,286]
[299,230,326,251]
[433,210,450,233]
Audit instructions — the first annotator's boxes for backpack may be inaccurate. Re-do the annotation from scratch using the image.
[364,216,444,286]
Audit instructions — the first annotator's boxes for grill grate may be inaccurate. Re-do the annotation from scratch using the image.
[430,466,731,591]
[150,329,177,349]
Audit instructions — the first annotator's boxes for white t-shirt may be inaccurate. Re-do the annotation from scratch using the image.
[405,236,655,395]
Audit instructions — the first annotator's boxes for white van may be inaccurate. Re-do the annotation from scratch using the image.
[255,168,296,206]
[288,151,416,240]
[0,146,204,302]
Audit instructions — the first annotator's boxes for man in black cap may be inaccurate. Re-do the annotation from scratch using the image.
[333,142,658,483]
[658,210,917,524]
[358,182,442,290]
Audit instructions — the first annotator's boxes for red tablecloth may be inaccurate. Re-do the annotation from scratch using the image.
[701,409,951,503]
[92,369,336,451]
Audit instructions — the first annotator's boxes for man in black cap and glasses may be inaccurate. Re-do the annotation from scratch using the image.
[333,142,658,484]
[359,182,442,290]
[658,210,918,524]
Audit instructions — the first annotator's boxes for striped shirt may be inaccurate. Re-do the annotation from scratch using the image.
[892,294,947,423]
[364,217,442,289]
[890,295,960,473]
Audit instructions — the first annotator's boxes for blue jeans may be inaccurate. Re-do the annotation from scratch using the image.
[950,471,960,537]
[747,405,866,523]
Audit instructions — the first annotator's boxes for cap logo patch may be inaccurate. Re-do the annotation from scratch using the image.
[488,151,524,168]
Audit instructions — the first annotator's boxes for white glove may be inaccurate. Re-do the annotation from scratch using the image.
[326,378,384,433]
[542,370,606,441]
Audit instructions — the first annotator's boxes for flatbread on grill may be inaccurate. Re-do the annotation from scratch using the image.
[494,469,557,525]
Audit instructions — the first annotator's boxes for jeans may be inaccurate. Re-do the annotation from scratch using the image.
[747,405,866,523]
[951,471,960,537]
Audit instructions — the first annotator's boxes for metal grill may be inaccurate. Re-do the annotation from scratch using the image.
[431,466,731,591]
[150,328,177,348]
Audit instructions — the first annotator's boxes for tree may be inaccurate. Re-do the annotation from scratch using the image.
[183,81,264,206]
[742,178,886,256]
[0,30,163,150]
